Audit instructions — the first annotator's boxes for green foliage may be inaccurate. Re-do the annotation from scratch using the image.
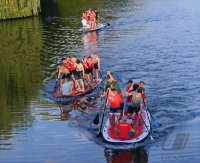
[0,0,41,20]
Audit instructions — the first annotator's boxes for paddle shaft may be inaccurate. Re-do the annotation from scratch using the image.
[146,106,159,127]
[54,67,59,93]
[139,111,154,139]
[97,90,109,137]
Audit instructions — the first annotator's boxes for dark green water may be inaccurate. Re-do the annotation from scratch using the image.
[0,0,200,162]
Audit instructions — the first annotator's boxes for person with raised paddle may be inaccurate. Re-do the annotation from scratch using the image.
[105,71,124,111]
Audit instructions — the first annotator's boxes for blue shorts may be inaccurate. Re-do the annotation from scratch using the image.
[110,107,122,114]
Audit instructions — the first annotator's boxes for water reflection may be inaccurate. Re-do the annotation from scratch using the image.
[58,94,101,121]
[83,31,98,54]
[0,17,44,147]
[59,104,71,121]
[104,147,148,163]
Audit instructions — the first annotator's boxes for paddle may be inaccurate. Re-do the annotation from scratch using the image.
[139,112,154,140]
[93,113,99,125]
[92,72,107,124]
[54,67,59,93]
[96,103,107,137]
[146,106,160,128]
[96,90,109,137]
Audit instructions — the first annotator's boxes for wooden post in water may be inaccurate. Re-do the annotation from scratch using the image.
[0,0,41,20]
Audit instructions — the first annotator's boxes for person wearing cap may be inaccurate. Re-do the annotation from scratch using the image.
[125,88,144,118]
[116,116,135,139]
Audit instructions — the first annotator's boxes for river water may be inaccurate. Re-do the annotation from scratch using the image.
[0,0,200,162]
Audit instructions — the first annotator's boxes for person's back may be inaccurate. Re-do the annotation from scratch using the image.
[61,79,72,96]
[116,116,135,139]
[131,90,143,107]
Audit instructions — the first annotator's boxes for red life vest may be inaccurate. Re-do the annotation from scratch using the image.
[67,60,76,71]
[87,60,94,69]
[63,60,68,67]
[116,122,133,139]
[107,90,121,108]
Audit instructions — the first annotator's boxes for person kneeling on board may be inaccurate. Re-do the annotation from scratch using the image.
[60,78,73,96]
[116,116,135,140]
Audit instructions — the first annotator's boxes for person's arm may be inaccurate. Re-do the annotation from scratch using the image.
[60,80,63,92]
[57,65,61,79]
[105,89,110,108]
[82,64,85,78]
[139,97,143,113]
[107,71,116,82]
[98,57,100,70]
[125,91,133,97]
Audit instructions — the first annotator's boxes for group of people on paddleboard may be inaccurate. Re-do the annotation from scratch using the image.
[56,53,101,96]
[104,71,146,140]
[81,9,99,29]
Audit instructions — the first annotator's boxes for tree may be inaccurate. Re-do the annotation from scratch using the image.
[0,0,41,20]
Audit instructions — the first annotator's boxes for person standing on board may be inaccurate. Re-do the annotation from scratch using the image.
[82,12,89,29]
[87,56,94,85]
[66,56,77,86]
[91,52,100,81]
[75,59,85,91]
[105,71,124,111]
[125,80,139,105]
[82,56,90,85]
[57,58,71,88]
[106,85,122,127]
[138,81,146,106]
[125,88,144,119]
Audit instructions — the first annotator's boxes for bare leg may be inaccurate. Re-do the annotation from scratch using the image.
[95,69,99,80]
[80,79,85,91]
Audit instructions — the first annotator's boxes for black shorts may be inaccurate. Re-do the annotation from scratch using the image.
[94,63,98,69]
[85,69,89,74]
[74,71,83,80]
[88,68,93,74]
[120,103,124,110]
[62,73,70,80]
[127,105,140,114]
[70,70,77,76]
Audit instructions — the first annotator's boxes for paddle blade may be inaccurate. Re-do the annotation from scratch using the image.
[93,113,99,125]
[153,121,160,128]
[96,131,103,138]
[150,135,155,140]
